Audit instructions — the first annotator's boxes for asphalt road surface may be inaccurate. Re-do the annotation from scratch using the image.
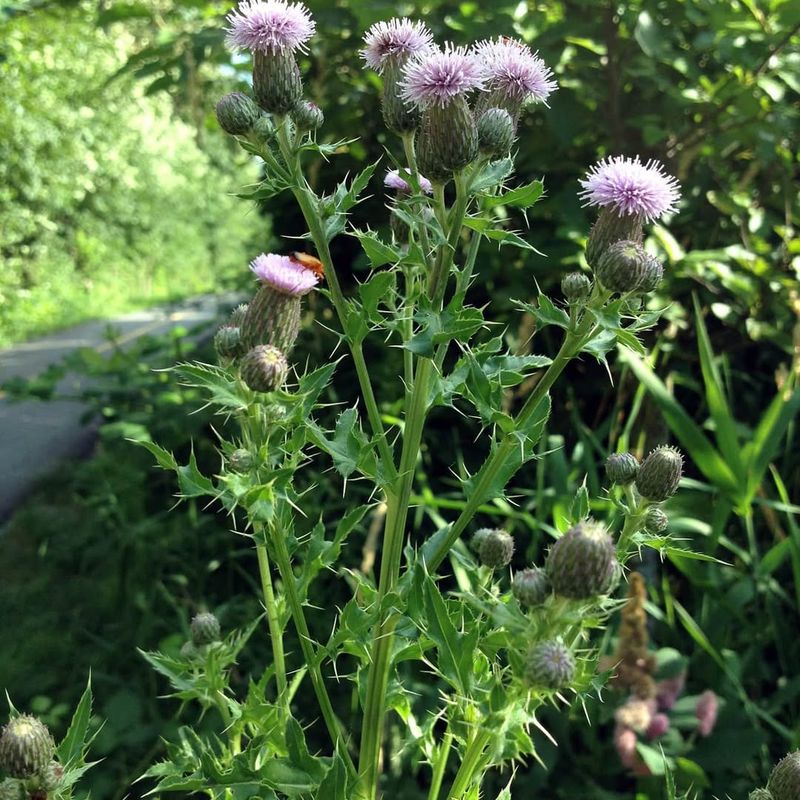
[0,294,240,522]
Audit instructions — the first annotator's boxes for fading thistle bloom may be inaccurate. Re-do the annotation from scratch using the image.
[474,37,557,106]
[250,253,319,296]
[400,44,486,108]
[226,0,315,53]
[579,156,681,221]
[361,18,433,72]
[384,169,433,194]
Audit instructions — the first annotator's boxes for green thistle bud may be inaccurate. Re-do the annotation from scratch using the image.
[191,611,221,646]
[561,272,592,305]
[474,528,514,569]
[524,640,575,689]
[241,345,289,393]
[0,780,23,800]
[214,325,242,362]
[606,452,639,485]
[635,446,683,502]
[586,207,644,268]
[241,284,302,354]
[416,98,478,184]
[476,108,515,157]
[228,448,255,473]
[545,520,618,599]
[768,751,800,800]
[180,641,198,659]
[512,567,549,608]
[382,60,421,134]
[0,716,55,779]
[596,240,653,294]
[637,253,664,293]
[215,92,261,136]
[291,100,324,132]
[749,790,773,800]
[229,303,249,327]
[252,115,276,145]
[644,507,668,534]
[253,49,303,115]
[38,761,65,793]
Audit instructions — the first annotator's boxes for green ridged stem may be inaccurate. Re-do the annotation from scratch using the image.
[427,728,454,800]
[425,286,611,574]
[444,728,494,800]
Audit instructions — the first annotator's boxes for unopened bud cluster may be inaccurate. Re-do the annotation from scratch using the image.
[545,520,618,599]
[0,715,64,798]
[472,528,514,569]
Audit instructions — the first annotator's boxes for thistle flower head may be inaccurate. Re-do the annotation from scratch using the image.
[361,18,434,72]
[579,156,681,221]
[226,0,315,54]
[400,44,486,108]
[384,169,433,194]
[474,37,557,105]
[250,253,318,296]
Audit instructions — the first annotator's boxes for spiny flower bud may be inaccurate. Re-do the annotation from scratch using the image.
[524,640,575,689]
[0,716,55,779]
[241,345,289,393]
[606,452,639,485]
[180,641,198,659]
[585,208,644,268]
[382,60,421,134]
[546,520,618,599]
[476,108,515,157]
[253,49,303,114]
[512,568,549,608]
[474,528,514,569]
[291,99,324,132]
[229,303,249,327]
[0,780,23,800]
[191,611,221,646]
[38,761,65,793]
[216,91,261,135]
[637,253,664,293]
[561,272,591,304]
[596,240,653,294]
[749,790,774,800]
[241,253,317,354]
[644,507,668,534]
[635,446,683,502]
[769,752,800,800]
[252,115,276,145]
[228,448,255,472]
[214,325,243,361]
[416,97,478,183]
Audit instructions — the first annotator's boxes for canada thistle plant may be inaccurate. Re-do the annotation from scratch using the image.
[137,3,692,798]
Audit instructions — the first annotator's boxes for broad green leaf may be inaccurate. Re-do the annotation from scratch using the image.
[134,439,178,471]
[176,447,216,498]
[692,295,744,482]
[354,230,400,269]
[316,750,349,800]
[358,270,396,320]
[484,180,544,209]
[469,158,513,193]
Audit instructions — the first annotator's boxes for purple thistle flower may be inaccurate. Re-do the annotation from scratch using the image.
[474,38,558,105]
[400,44,486,108]
[250,253,318,295]
[384,169,433,194]
[226,0,315,54]
[579,156,681,221]
[361,18,434,73]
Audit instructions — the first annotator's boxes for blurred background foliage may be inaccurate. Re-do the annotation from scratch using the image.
[1,0,798,798]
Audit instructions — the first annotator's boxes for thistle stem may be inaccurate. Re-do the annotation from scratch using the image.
[255,538,289,719]
[427,728,454,800]
[444,728,493,800]
[268,525,358,780]
[401,132,433,267]
[357,169,471,799]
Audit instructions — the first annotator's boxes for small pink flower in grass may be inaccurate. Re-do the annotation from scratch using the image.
[226,0,315,54]
[400,44,486,108]
[646,713,670,740]
[695,690,719,737]
[250,253,318,295]
[613,725,638,769]
[361,18,434,72]
[384,169,433,194]
[579,156,681,221]
[474,37,557,105]
[655,671,686,710]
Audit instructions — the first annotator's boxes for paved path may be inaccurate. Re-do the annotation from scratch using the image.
[0,294,241,521]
